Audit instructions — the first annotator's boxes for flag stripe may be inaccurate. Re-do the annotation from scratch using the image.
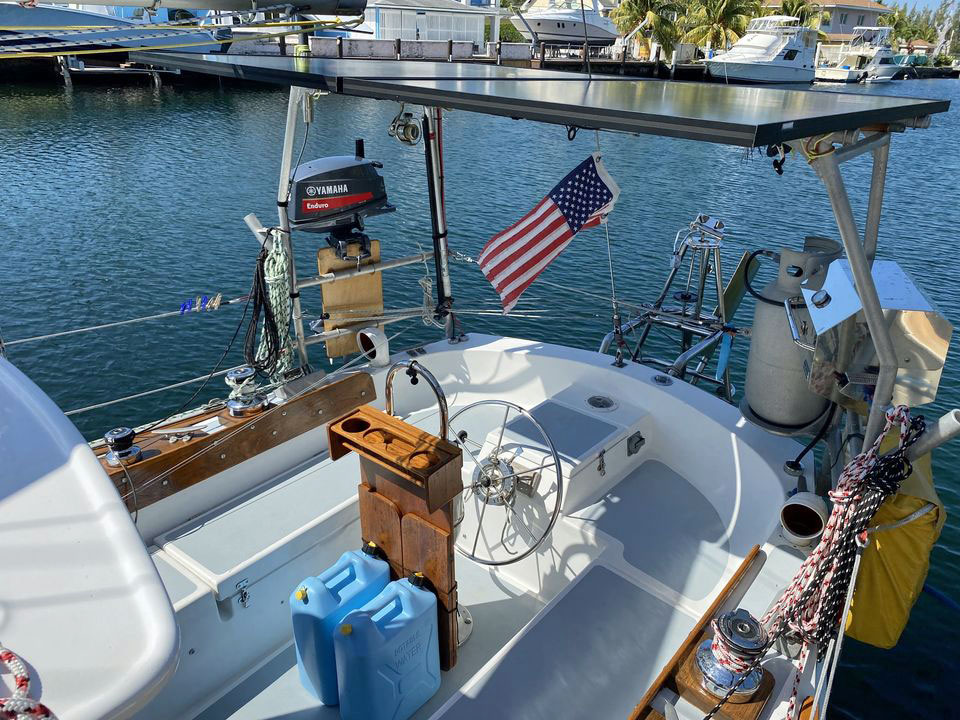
[497,232,573,299]
[500,239,573,311]
[484,210,568,285]
[489,219,571,292]
[481,207,566,276]
[477,197,553,265]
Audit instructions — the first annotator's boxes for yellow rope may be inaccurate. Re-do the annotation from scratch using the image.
[0,17,361,60]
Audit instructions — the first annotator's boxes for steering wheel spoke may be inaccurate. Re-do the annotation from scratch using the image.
[449,400,564,566]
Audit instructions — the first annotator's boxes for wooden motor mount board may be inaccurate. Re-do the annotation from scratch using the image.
[631,546,774,720]
[97,372,375,512]
[317,239,383,359]
[328,405,463,670]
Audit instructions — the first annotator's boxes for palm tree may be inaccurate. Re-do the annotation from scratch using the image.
[879,7,911,46]
[773,0,830,38]
[682,0,762,49]
[611,0,684,57]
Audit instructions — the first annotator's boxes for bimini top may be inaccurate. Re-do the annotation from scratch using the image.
[132,52,949,147]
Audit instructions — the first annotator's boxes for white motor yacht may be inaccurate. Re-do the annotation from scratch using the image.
[705,15,818,84]
[510,0,618,45]
[816,26,898,83]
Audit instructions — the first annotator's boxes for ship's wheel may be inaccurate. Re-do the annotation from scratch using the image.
[448,400,563,566]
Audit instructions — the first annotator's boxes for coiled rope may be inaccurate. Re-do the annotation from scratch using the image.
[0,645,51,720]
[703,405,925,720]
[244,236,294,382]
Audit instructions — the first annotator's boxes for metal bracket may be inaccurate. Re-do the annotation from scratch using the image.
[627,432,646,456]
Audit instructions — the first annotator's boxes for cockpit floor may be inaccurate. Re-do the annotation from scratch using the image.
[571,461,730,602]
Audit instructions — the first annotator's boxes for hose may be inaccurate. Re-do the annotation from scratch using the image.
[792,401,838,465]
[743,250,782,306]
[744,249,806,308]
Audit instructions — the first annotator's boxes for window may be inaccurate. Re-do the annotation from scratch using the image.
[783,49,799,60]
[839,12,848,24]
[879,56,892,64]
[857,14,865,25]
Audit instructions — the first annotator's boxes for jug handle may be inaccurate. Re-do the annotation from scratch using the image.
[320,562,358,594]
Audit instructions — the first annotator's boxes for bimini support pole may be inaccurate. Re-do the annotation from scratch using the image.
[276,86,311,368]
[422,106,457,340]
[863,137,890,264]
[810,136,898,447]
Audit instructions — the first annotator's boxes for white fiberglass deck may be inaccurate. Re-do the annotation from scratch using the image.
[136,334,805,720]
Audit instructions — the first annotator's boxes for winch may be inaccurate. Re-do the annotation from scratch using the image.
[103,426,141,467]
[288,140,395,262]
[225,366,268,417]
[696,609,767,701]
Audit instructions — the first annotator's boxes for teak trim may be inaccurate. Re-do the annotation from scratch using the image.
[629,544,764,720]
[98,372,375,511]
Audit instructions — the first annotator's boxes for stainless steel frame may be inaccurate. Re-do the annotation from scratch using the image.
[810,133,898,446]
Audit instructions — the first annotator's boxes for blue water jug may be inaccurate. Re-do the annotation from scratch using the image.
[334,575,441,720]
[290,543,390,705]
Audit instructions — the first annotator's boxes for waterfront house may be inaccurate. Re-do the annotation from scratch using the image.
[762,0,891,49]
[897,38,933,55]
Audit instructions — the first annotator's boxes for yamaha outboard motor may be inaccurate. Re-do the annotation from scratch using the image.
[289,139,394,261]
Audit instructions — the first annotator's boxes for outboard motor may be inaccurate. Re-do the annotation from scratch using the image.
[289,139,395,261]
[743,236,841,432]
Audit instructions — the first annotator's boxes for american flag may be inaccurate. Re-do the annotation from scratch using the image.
[477,153,620,313]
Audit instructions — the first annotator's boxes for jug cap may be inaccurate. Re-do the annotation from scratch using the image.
[362,541,383,558]
[340,624,353,636]
[294,587,308,603]
[409,572,427,588]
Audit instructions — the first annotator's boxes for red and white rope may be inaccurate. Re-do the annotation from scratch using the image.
[760,405,919,720]
[708,620,755,675]
[0,644,51,720]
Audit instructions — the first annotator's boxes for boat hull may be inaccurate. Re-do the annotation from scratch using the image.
[510,14,617,45]
[705,59,813,84]
[816,66,865,82]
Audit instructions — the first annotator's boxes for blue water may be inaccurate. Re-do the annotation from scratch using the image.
[1,76,958,718]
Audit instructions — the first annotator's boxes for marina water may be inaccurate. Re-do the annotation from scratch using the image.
[2,76,958,719]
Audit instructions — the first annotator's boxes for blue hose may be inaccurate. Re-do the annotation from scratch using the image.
[715,332,733,381]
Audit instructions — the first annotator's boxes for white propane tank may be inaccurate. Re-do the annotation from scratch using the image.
[744,237,841,431]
